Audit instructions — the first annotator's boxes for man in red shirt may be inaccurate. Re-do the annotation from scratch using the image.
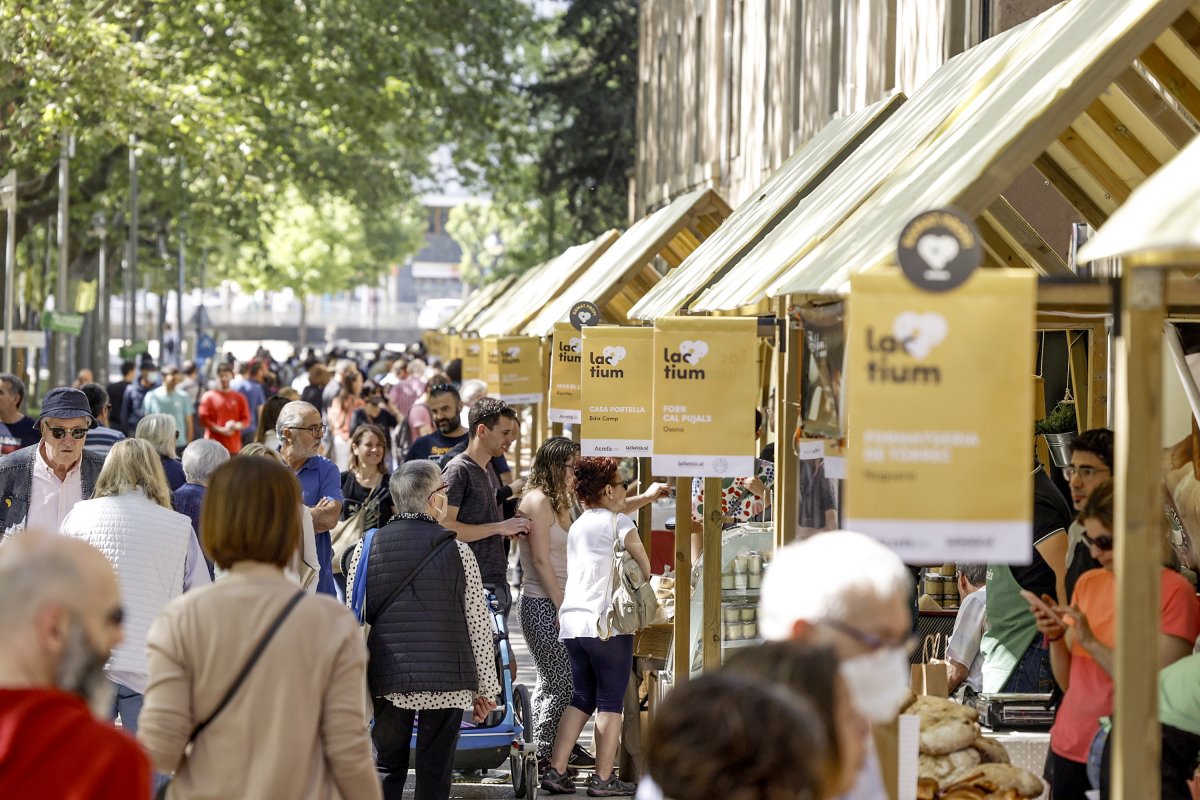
[198,362,250,454]
[0,532,150,798]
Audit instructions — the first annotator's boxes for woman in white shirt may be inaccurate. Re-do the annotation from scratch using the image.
[542,457,651,798]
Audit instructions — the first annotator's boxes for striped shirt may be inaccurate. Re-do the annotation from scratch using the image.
[84,425,125,458]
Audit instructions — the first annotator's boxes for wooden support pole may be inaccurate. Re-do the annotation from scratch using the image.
[637,458,653,548]
[775,299,802,549]
[1111,268,1164,800]
[702,476,722,672]
[672,476,692,685]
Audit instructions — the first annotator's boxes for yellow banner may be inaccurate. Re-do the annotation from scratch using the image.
[422,330,447,359]
[449,334,465,366]
[651,316,758,477]
[845,270,1035,563]
[482,336,544,405]
[549,322,583,424]
[581,326,654,456]
[462,338,484,384]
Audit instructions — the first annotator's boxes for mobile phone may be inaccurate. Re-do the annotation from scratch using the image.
[1020,589,1067,629]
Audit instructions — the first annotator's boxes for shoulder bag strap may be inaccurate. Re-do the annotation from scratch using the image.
[365,537,456,630]
[597,512,623,640]
[188,590,305,742]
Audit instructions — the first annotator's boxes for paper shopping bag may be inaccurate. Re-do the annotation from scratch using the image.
[909,634,950,697]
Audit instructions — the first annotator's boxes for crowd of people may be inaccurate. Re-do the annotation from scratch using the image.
[0,348,1198,800]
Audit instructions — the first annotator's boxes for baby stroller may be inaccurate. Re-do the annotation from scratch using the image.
[408,589,538,798]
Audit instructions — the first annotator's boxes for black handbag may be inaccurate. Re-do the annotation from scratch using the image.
[155,591,305,799]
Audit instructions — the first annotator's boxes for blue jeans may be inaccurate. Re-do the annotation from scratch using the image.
[1000,636,1054,694]
[314,531,337,597]
[112,681,144,735]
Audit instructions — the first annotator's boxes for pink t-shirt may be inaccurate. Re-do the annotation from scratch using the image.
[406,402,432,444]
[1050,567,1200,762]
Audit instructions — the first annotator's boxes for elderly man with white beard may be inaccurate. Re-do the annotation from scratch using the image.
[0,532,150,796]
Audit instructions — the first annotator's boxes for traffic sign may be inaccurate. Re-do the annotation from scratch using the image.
[196,334,217,360]
[43,311,85,336]
[118,340,149,360]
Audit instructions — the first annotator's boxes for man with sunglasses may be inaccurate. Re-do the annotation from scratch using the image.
[0,387,106,537]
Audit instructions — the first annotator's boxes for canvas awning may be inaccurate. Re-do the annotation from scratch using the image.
[626,94,903,321]
[522,187,730,337]
[762,0,1200,298]
[1077,133,1200,266]
[468,230,619,336]
[440,275,516,334]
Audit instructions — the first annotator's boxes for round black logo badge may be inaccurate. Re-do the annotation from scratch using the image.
[897,208,982,292]
[569,301,601,331]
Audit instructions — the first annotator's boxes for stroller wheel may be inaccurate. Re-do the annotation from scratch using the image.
[511,684,533,796]
[521,753,538,798]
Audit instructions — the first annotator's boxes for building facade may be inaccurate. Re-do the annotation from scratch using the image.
[634,0,1058,218]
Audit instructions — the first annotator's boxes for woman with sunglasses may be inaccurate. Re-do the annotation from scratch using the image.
[541,457,651,797]
[1029,481,1199,798]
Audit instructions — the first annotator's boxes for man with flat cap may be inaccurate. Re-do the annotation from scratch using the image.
[0,387,107,537]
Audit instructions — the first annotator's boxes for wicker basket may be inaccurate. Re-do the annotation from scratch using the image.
[633,623,674,660]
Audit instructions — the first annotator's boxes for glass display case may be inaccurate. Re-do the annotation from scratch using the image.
[687,522,775,675]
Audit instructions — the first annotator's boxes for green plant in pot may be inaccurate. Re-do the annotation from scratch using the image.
[1037,399,1078,468]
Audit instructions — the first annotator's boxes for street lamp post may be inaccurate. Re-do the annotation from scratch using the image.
[126,136,138,345]
[1,171,17,374]
[53,133,74,388]
[91,213,108,376]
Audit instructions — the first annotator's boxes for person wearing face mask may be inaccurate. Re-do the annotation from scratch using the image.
[343,459,499,800]
[759,530,914,800]
[0,532,151,797]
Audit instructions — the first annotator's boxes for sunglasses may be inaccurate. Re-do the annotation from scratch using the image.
[46,426,88,440]
[609,478,635,490]
[1082,531,1114,551]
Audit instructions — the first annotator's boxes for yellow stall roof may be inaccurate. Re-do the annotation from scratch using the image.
[690,8,1060,312]
[440,275,516,334]
[522,187,730,337]
[627,93,904,321]
[765,0,1200,298]
[1078,133,1200,267]
[469,230,620,336]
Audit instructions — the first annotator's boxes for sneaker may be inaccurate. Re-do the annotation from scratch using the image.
[587,774,637,797]
[538,757,578,780]
[540,766,576,795]
[568,743,597,768]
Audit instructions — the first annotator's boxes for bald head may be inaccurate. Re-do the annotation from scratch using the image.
[0,534,117,633]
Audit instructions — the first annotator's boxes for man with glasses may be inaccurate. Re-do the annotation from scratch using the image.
[277,401,343,597]
[759,530,913,800]
[1062,429,1111,601]
[0,388,106,536]
[0,532,150,797]
[441,398,532,615]
[198,362,251,455]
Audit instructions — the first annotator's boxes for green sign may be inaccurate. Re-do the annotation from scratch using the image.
[118,340,149,359]
[43,311,85,336]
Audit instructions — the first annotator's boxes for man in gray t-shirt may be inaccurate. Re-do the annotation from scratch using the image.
[441,398,530,613]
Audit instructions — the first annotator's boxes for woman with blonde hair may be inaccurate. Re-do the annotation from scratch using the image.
[137,412,186,490]
[59,438,211,736]
[516,436,592,773]
[138,457,380,799]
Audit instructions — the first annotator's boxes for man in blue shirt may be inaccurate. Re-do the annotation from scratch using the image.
[278,400,342,597]
[231,360,267,445]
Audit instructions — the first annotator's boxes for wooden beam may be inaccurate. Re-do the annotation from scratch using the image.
[1089,321,1111,429]
[775,298,802,548]
[1057,125,1134,205]
[982,196,1074,276]
[673,475,692,686]
[1111,268,1165,800]
[1112,66,1197,150]
[1033,154,1110,229]
[1068,330,1091,431]
[702,476,723,672]
[1138,42,1200,122]
[637,457,653,549]
[1037,273,1200,312]
[977,215,1026,269]
[1083,98,1163,177]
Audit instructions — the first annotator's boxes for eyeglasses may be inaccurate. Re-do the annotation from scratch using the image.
[287,423,326,437]
[428,483,449,503]
[1062,465,1111,481]
[1082,531,1114,551]
[822,618,916,653]
[609,478,634,490]
[428,383,455,394]
[45,426,88,441]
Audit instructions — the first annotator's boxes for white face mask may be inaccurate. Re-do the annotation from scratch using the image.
[839,646,910,723]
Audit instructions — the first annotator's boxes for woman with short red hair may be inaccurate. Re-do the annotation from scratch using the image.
[541,457,650,797]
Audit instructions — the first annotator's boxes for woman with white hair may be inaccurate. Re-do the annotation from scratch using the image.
[59,438,211,736]
[176,439,231,579]
[136,413,186,491]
